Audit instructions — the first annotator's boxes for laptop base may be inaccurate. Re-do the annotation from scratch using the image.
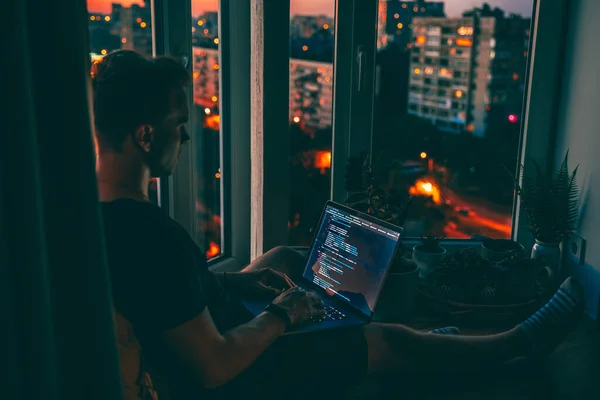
[242,293,366,335]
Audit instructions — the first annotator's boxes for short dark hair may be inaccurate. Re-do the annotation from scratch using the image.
[91,50,191,150]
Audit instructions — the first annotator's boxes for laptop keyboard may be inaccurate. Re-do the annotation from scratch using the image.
[311,305,347,322]
[295,286,347,322]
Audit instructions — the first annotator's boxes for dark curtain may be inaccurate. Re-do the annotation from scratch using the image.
[1,0,123,399]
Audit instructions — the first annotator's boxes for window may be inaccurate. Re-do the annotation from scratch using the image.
[288,0,336,246]
[372,0,535,238]
[87,1,156,201]
[87,1,223,260]
[192,0,222,259]
[87,1,153,58]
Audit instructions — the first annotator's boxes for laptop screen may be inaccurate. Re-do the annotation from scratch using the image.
[301,204,401,317]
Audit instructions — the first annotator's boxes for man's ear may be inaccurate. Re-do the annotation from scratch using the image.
[133,124,154,153]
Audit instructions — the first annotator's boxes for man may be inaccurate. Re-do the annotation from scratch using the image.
[94,50,584,399]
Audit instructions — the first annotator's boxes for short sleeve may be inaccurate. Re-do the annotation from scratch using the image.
[107,218,207,334]
[136,233,208,332]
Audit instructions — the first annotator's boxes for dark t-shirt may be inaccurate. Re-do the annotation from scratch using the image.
[102,199,368,399]
[102,199,245,333]
[101,199,249,397]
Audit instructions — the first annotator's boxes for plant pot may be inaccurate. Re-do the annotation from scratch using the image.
[373,260,420,322]
[496,261,553,302]
[413,245,446,278]
[481,239,524,263]
[531,240,561,284]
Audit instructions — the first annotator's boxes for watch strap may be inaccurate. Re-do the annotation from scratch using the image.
[264,303,291,330]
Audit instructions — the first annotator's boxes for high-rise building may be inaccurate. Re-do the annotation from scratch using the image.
[377,2,388,49]
[289,59,334,132]
[115,1,152,56]
[203,11,219,37]
[382,1,445,51]
[407,17,492,136]
[119,7,135,51]
[88,11,120,54]
[192,47,220,111]
[485,16,531,129]
[407,13,530,137]
[290,15,334,40]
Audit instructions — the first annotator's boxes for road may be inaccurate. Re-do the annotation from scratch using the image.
[443,188,512,239]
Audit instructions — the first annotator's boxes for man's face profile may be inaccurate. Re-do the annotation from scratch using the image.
[135,88,190,178]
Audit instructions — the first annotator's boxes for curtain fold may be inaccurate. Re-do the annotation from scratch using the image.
[2,0,123,398]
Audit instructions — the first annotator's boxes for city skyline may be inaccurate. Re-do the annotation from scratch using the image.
[87,0,533,18]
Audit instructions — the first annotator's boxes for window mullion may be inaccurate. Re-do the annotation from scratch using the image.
[331,0,378,203]
[160,0,195,235]
[250,0,291,259]
[220,0,251,265]
[513,0,569,249]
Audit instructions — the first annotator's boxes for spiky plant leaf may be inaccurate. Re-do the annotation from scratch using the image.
[513,151,579,242]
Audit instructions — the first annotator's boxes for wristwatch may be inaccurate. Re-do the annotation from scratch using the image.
[264,303,292,330]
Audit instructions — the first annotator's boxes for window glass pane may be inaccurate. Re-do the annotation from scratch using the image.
[87,1,156,201]
[374,1,534,238]
[192,0,222,259]
[87,1,153,58]
[288,0,336,246]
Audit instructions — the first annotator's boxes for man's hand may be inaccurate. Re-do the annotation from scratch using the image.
[271,287,325,325]
[224,268,295,299]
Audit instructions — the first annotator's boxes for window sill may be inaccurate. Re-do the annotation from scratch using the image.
[401,238,484,253]
[288,241,485,258]
[208,256,244,272]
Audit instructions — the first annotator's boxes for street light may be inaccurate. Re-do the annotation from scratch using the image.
[420,152,427,159]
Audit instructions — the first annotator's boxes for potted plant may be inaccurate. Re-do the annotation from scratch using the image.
[344,152,412,227]
[428,248,497,303]
[481,238,525,263]
[374,248,420,322]
[496,252,553,302]
[510,151,579,280]
[413,233,446,278]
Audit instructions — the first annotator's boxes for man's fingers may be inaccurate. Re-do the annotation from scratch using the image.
[258,283,282,296]
[268,270,295,289]
[282,272,296,288]
[306,292,324,309]
[314,299,325,309]
[313,306,326,317]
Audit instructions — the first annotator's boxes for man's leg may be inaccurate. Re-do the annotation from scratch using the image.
[241,246,306,279]
[243,251,584,376]
[364,277,584,375]
[364,323,527,375]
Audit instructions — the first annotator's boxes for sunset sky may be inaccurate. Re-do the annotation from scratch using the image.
[87,0,533,18]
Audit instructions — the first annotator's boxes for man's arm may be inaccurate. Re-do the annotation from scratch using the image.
[162,308,284,389]
[161,287,324,389]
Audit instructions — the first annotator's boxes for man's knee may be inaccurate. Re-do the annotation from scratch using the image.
[264,246,306,276]
[267,245,303,260]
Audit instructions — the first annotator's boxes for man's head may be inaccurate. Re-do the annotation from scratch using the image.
[92,50,191,177]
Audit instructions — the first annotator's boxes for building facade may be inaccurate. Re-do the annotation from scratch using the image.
[289,59,334,132]
[377,1,389,49]
[382,0,445,51]
[407,13,529,138]
[193,47,220,112]
[290,15,334,39]
[115,2,152,56]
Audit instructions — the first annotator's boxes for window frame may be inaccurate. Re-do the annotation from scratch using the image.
[249,0,291,259]
[330,0,379,203]
[155,0,570,264]
[155,0,252,271]
[328,0,569,246]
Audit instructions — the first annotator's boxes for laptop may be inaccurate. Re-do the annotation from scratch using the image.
[242,201,403,335]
